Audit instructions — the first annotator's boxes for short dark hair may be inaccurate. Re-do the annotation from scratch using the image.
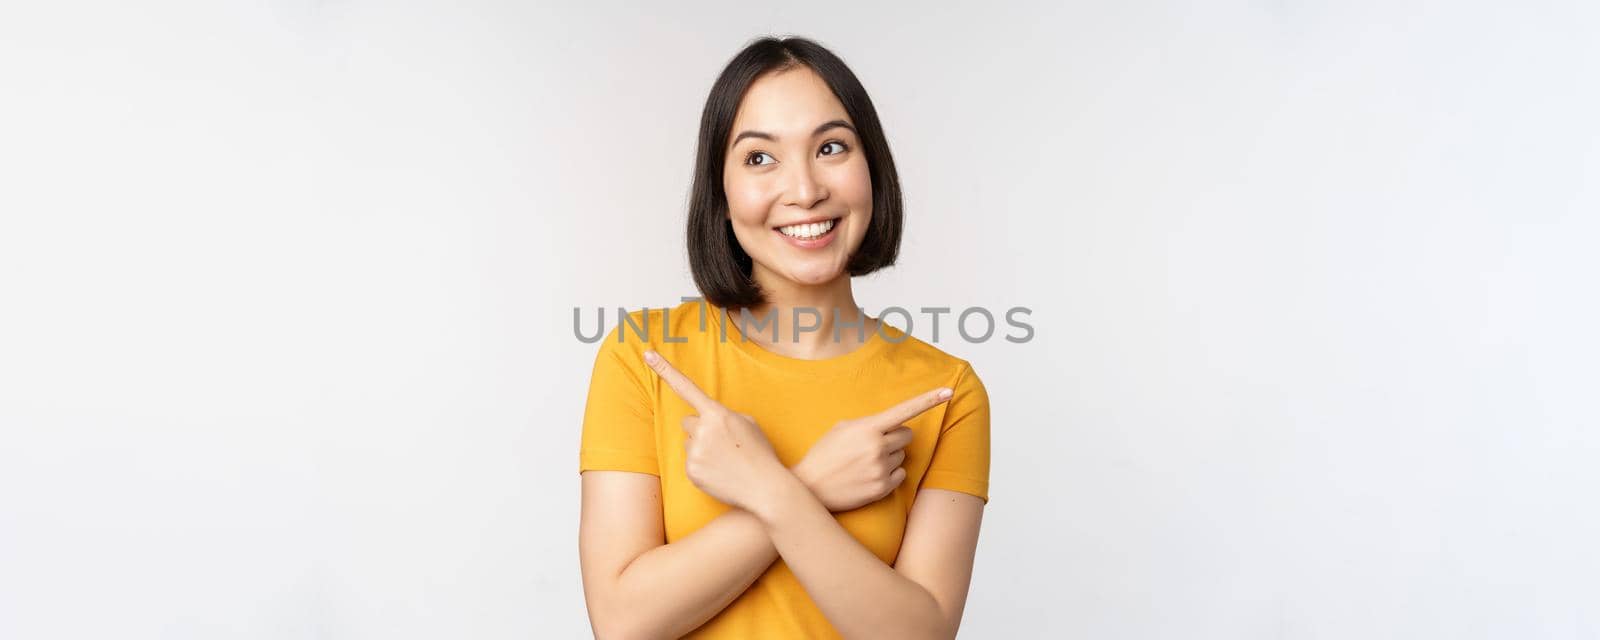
[687,36,904,310]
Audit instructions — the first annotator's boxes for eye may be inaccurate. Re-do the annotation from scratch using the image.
[744,151,775,166]
[819,140,849,156]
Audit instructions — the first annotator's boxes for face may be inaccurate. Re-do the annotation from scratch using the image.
[723,66,873,289]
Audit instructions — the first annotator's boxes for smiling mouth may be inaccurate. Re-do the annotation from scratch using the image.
[774,217,839,240]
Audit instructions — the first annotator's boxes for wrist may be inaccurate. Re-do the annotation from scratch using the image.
[788,458,816,492]
[747,465,811,526]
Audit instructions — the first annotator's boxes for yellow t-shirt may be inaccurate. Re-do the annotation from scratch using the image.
[579,300,991,639]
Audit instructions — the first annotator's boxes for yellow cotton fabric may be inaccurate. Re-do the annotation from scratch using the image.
[579,301,991,639]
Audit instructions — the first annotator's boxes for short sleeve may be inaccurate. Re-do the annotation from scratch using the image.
[578,321,660,476]
[919,363,991,503]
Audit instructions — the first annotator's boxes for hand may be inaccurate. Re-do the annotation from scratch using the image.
[793,387,954,512]
[644,349,787,512]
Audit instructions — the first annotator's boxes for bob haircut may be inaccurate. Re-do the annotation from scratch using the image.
[687,36,904,310]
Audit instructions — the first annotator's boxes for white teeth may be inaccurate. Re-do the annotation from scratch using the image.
[779,218,836,239]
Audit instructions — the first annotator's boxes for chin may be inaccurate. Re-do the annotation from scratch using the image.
[786,266,846,286]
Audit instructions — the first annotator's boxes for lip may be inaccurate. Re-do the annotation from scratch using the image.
[772,215,839,228]
[773,216,841,250]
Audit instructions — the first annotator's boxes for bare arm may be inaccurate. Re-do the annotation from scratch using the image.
[633,350,984,639]
[578,438,913,640]
[578,470,776,640]
[752,478,985,640]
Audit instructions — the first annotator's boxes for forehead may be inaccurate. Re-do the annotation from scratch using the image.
[729,66,852,140]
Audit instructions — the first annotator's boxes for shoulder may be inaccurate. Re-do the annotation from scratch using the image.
[877,322,981,379]
[593,300,717,362]
[586,301,717,404]
[873,325,991,446]
[875,322,989,407]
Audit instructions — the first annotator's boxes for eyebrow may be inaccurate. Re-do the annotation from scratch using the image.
[731,120,856,147]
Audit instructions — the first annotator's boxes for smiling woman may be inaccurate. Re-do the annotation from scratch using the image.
[577,36,990,640]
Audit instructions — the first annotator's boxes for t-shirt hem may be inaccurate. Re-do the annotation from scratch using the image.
[920,471,989,504]
[579,449,660,476]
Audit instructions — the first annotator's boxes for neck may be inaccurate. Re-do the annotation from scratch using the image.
[727,267,877,360]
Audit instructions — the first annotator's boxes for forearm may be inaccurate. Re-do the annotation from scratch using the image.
[752,474,953,640]
[599,509,777,639]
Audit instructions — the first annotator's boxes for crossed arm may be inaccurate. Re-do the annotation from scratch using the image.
[579,474,778,639]
[580,473,983,640]
[578,352,986,640]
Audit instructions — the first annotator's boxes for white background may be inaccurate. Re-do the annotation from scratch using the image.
[3,1,1597,638]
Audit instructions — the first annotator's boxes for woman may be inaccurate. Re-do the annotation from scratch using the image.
[578,36,990,639]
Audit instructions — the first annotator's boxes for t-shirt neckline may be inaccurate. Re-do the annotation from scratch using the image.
[710,303,897,376]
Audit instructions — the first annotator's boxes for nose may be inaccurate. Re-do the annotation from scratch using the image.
[782,161,828,209]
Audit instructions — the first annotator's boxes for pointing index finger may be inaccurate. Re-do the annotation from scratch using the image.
[643,350,721,414]
[865,387,954,431]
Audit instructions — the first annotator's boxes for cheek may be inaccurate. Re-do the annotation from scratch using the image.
[845,166,875,249]
[723,175,770,223]
[722,179,772,255]
[834,161,874,212]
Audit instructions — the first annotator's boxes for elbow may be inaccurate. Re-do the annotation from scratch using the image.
[590,617,654,640]
[874,612,957,640]
[586,600,667,640]
[924,600,962,640]
[582,573,658,640]
[937,612,965,640]
[875,623,954,640]
[591,622,653,640]
[918,622,958,640]
[918,621,958,640]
